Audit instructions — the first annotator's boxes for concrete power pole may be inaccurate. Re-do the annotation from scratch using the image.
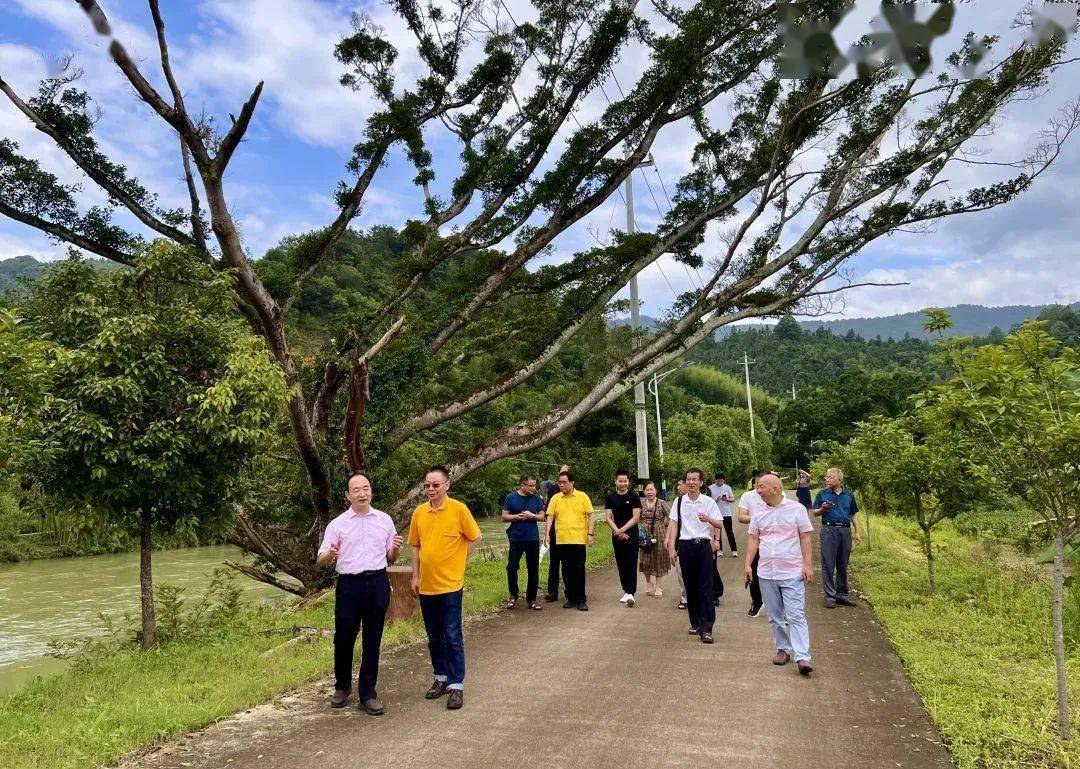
[627,170,650,482]
[740,352,756,442]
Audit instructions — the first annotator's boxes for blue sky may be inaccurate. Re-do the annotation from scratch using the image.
[1,0,1078,320]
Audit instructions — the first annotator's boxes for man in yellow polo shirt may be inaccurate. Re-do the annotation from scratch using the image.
[543,469,595,611]
[408,465,482,711]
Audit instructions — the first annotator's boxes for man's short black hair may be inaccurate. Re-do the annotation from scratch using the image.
[686,467,704,481]
[425,465,450,480]
[559,470,575,483]
[714,470,725,480]
[347,471,371,486]
[519,473,537,484]
[614,469,630,480]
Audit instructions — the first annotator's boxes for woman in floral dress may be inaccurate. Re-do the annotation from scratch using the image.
[638,481,672,596]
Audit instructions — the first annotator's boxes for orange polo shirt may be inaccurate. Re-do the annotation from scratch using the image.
[407,496,481,595]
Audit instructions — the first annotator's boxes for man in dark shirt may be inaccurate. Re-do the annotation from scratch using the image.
[810,467,862,608]
[605,470,642,607]
[501,474,546,610]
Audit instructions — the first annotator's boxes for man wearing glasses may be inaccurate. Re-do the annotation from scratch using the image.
[408,465,482,710]
[544,469,595,611]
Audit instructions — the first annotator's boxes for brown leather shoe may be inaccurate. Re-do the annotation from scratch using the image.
[797,660,814,676]
[446,689,464,710]
[359,697,384,716]
[425,679,449,699]
[330,689,349,708]
[773,650,791,666]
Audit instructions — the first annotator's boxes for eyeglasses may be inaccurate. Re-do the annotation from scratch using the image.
[423,482,443,489]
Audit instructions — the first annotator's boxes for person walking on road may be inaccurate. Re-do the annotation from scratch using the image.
[317,473,403,715]
[709,472,738,557]
[408,466,482,710]
[672,475,688,609]
[543,464,570,603]
[639,481,672,597]
[737,469,765,618]
[809,467,862,608]
[743,473,815,675]
[665,468,723,644]
[544,470,595,611]
[501,474,545,611]
[795,469,812,510]
[605,470,641,607]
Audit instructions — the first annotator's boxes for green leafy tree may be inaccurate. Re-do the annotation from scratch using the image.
[921,318,1080,740]
[20,245,287,647]
[0,1,1074,593]
[662,404,770,488]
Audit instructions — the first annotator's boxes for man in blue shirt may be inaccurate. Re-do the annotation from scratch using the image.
[810,467,862,608]
[502,474,546,610]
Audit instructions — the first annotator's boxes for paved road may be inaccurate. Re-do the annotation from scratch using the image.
[125,531,952,769]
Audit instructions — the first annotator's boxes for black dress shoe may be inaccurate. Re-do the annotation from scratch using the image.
[577,602,589,611]
[563,600,577,608]
[544,594,559,602]
[835,596,856,607]
[330,689,349,708]
[446,689,464,710]
[359,697,385,715]
[425,679,449,699]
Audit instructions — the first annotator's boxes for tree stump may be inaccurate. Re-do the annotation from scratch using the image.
[387,566,419,623]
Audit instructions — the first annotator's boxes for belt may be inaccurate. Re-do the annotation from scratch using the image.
[678,537,711,544]
[822,522,850,528]
[338,568,388,578]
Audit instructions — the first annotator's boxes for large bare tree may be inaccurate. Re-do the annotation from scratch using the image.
[1,0,1076,594]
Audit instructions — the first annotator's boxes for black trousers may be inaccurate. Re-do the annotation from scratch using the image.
[557,543,587,604]
[334,571,390,698]
[546,525,561,598]
[507,540,540,602]
[712,551,724,599]
[677,539,715,634]
[721,516,737,552]
[612,534,639,595]
[749,552,762,608]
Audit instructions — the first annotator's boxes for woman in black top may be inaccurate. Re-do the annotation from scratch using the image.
[605,470,642,606]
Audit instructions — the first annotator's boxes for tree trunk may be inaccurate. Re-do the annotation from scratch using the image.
[864,508,872,551]
[1052,529,1071,740]
[922,525,935,595]
[139,508,156,649]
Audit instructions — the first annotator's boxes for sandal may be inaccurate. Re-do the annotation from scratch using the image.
[655,588,664,598]
[507,598,518,609]
[677,600,687,610]
[529,601,543,611]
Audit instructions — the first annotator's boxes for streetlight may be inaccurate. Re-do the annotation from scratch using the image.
[647,360,694,497]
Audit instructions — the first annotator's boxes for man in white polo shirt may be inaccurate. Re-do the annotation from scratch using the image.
[665,467,723,644]
[743,473,815,675]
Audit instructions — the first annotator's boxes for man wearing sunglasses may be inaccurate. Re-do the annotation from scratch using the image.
[408,465,482,710]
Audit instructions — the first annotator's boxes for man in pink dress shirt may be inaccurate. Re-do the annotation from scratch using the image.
[317,472,403,714]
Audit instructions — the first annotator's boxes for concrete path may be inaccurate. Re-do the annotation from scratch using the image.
[126,534,952,769]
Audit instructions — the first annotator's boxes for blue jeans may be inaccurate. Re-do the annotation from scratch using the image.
[759,577,810,663]
[419,590,465,689]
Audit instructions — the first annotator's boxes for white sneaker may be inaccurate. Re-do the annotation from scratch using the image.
[626,594,636,607]
[619,593,629,603]
[731,551,739,558]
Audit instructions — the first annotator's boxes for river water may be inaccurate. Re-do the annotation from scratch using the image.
[0,517,523,696]
[0,545,289,696]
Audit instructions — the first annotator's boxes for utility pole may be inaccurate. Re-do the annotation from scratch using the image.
[791,382,797,400]
[740,352,756,442]
[627,160,654,483]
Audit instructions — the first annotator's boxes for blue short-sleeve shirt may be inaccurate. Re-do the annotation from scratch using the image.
[502,491,544,542]
[813,487,859,525]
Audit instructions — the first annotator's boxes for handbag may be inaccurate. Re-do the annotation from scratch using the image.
[638,501,661,550]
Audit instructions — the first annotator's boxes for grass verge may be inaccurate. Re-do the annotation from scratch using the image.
[854,516,1080,768]
[0,534,614,769]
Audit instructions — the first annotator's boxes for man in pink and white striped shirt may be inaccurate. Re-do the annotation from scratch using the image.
[743,473,815,675]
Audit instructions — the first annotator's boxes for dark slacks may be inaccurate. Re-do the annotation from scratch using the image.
[612,534,639,595]
[507,539,540,602]
[419,589,466,686]
[333,571,391,697]
[546,525,561,598]
[721,516,738,552]
[677,539,715,634]
[820,525,853,601]
[557,543,587,604]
